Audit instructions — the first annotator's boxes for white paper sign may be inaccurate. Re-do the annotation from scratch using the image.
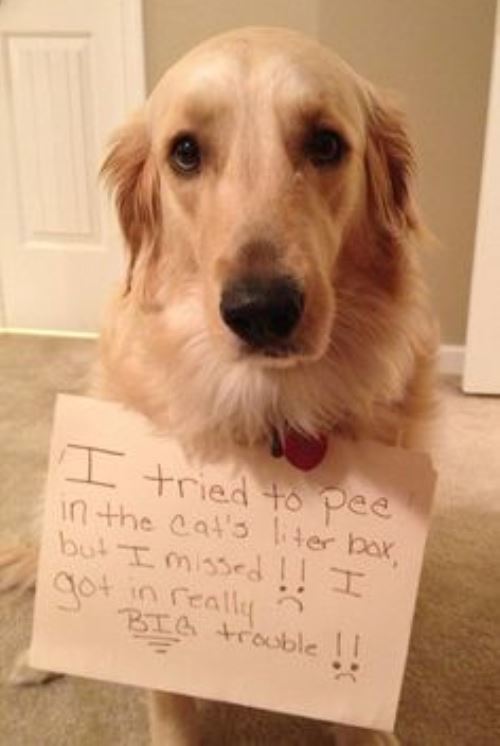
[30,395,436,731]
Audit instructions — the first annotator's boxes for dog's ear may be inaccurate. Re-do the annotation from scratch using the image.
[101,115,162,300]
[364,91,419,248]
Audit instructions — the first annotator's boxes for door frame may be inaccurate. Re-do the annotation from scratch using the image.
[120,0,146,109]
[463,1,500,392]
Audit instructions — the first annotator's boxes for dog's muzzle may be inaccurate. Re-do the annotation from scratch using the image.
[220,275,304,352]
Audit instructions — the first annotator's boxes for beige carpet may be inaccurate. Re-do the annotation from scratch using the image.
[0,334,499,745]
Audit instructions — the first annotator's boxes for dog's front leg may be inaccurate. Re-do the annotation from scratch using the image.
[148,690,199,746]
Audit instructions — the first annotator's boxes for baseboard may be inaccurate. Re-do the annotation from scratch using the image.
[0,328,98,340]
[439,344,465,376]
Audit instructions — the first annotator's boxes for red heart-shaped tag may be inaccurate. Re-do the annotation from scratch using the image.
[283,430,328,471]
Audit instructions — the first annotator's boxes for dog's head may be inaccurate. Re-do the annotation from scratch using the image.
[101,27,423,445]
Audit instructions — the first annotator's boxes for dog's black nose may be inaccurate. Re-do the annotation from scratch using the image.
[220,276,304,348]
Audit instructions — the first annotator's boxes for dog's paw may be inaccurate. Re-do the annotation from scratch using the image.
[332,724,400,746]
[8,648,61,687]
[0,539,38,595]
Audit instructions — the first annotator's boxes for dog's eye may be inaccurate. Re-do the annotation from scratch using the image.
[305,128,345,167]
[169,134,201,174]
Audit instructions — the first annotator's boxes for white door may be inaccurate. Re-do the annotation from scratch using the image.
[463,4,500,393]
[0,0,145,333]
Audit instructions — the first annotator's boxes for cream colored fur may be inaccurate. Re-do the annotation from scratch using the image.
[2,26,437,746]
[98,27,437,457]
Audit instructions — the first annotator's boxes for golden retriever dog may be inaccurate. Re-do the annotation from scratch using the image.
[2,26,437,746]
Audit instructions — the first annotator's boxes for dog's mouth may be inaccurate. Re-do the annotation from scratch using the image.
[245,339,299,359]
